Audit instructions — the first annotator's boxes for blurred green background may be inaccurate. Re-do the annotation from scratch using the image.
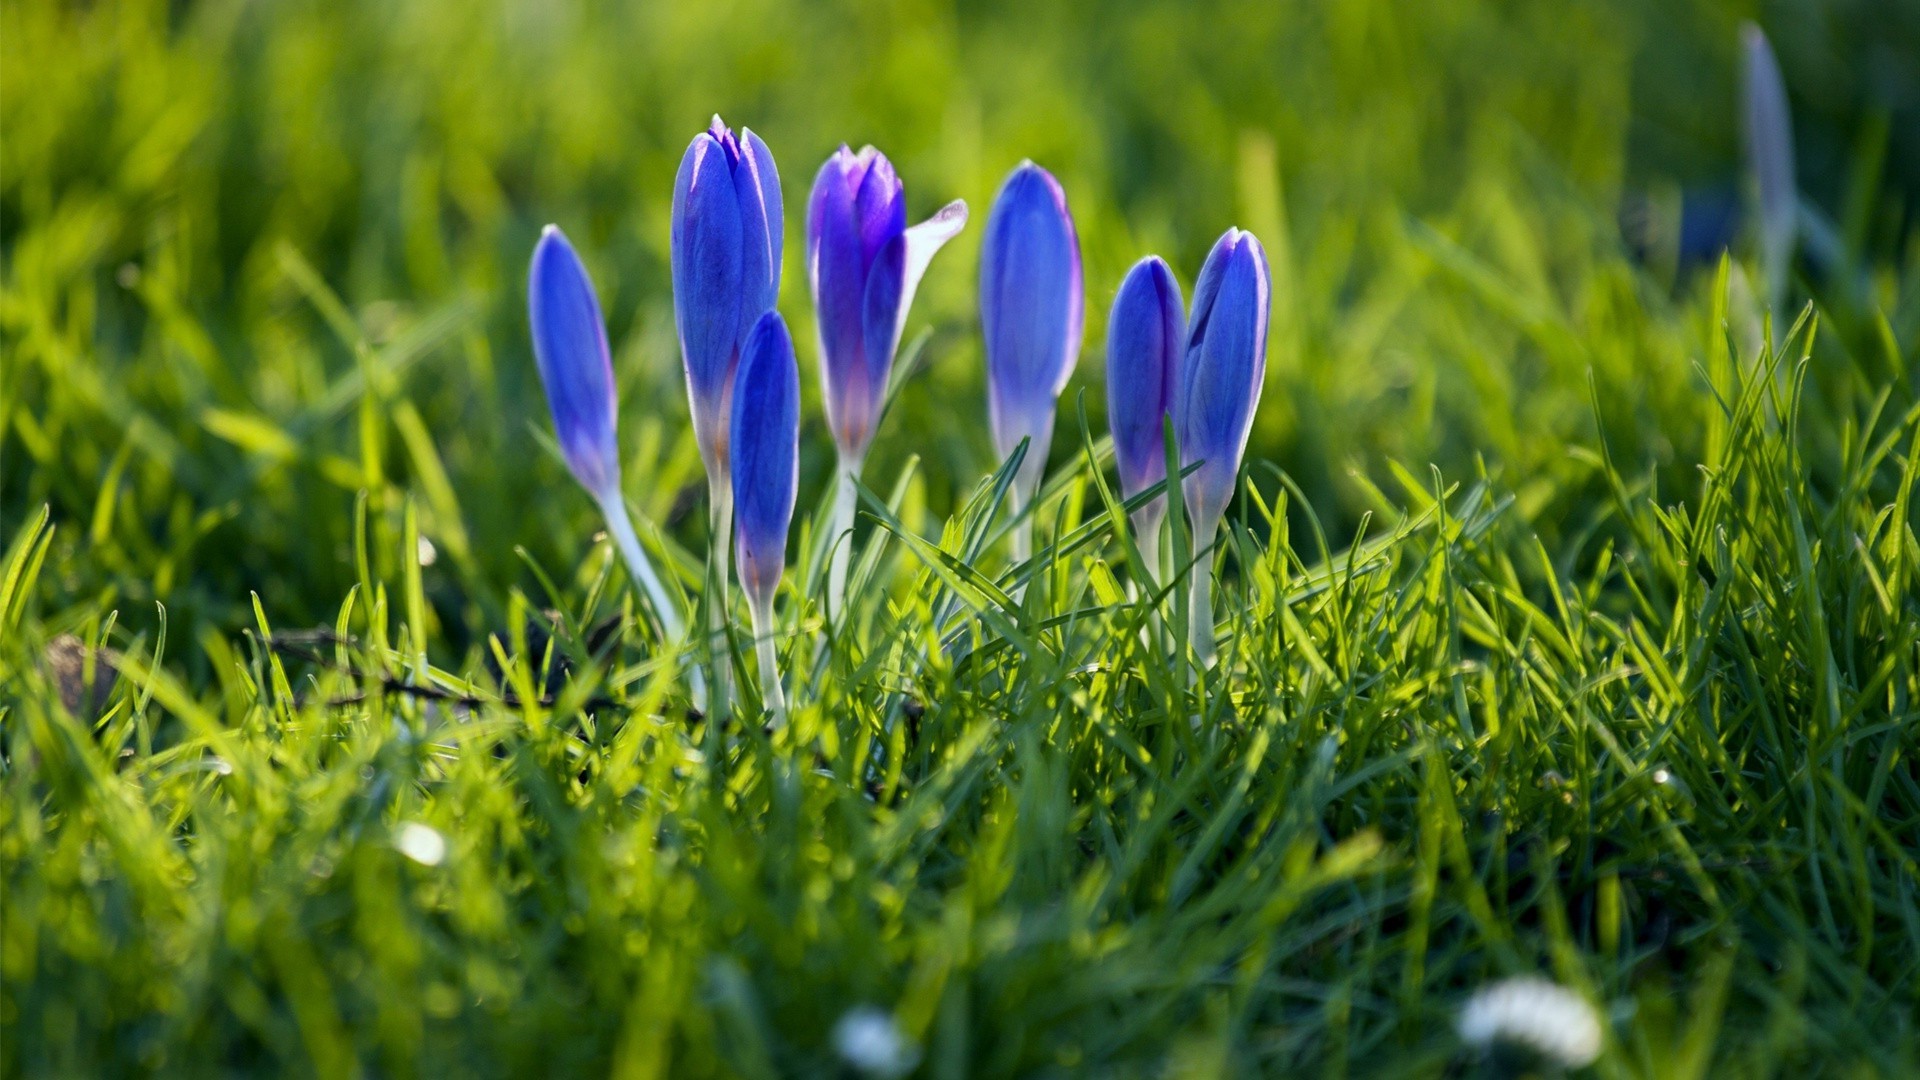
[3,0,1916,662]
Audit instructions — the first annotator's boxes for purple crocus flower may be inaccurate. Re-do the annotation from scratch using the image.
[809,145,968,462]
[979,161,1082,559]
[1175,227,1270,664]
[808,144,967,613]
[672,115,783,476]
[1105,255,1185,576]
[527,225,683,640]
[670,115,781,704]
[729,311,800,719]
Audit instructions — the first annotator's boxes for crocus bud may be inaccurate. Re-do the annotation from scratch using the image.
[731,310,800,720]
[527,225,683,642]
[729,312,800,613]
[808,145,967,462]
[672,115,783,475]
[1176,227,1270,668]
[980,162,1082,519]
[1176,228,1270,530]
[529,226,622,499]
[1105,256,1185,528]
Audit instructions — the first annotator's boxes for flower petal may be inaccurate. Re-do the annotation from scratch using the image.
[898,199,968,335]
[857,231,908,447]
[740,127,785,319]
[852,151,904,274]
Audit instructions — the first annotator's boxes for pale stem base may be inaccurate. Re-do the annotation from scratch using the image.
[749,591,786,725]
[598,489,703,709]
[1131,509,1165,652]
[597,490,684,641]
[826,454,863,622]
[707,475,734,713]
[1007,441,1048,573]
[1131,510,1163,594]
[1188,507,1223,669]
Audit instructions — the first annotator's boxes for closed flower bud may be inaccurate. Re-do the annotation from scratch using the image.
[1105,255,1185,530]
[526,225,683,641]
[729,311,800,720]
[672,115,783,474]
[528,225,621,499]
[980,161,1082,556]
[1176,227,1270,529]
[730,312,800,612]
[1175,227,1270,667]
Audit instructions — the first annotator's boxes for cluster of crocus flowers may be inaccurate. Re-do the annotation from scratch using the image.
[525,117,1273,716]
[807,145,968,616]
[1105,228,1271,666]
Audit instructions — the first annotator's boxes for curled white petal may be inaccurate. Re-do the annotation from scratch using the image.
[894,199,969,342]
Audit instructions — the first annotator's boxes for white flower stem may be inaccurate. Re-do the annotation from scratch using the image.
[1187,507,1222,669]
[597,489,703,709]
[1132,513,1162,594]
[707,474,734,711]
[597,492,683,641]
[1132,511,1165,651]
[1007,440,1047,577]
[749,590,785,725]
[826,453,862,622]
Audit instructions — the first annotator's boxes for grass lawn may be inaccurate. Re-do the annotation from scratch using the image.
[3,0,1917,1075]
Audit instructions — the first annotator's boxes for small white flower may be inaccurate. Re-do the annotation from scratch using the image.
[416,535,438,566]
[833,1006,919,1079]
[1458,976,1602,1069]
[394,822,447,866]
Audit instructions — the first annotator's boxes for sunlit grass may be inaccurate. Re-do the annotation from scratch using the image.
[3,0,1917,1074]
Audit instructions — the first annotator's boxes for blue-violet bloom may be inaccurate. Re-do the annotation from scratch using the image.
[979,161,1082,558]
[528,225,683,640]
[729,311,800,719]
[1105,255,1185,567]
[1175,227,1270,664]
[672,114,783,479]
[808,144,967,613]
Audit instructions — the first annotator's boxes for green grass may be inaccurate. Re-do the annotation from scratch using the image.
[3,0,1918,1075]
